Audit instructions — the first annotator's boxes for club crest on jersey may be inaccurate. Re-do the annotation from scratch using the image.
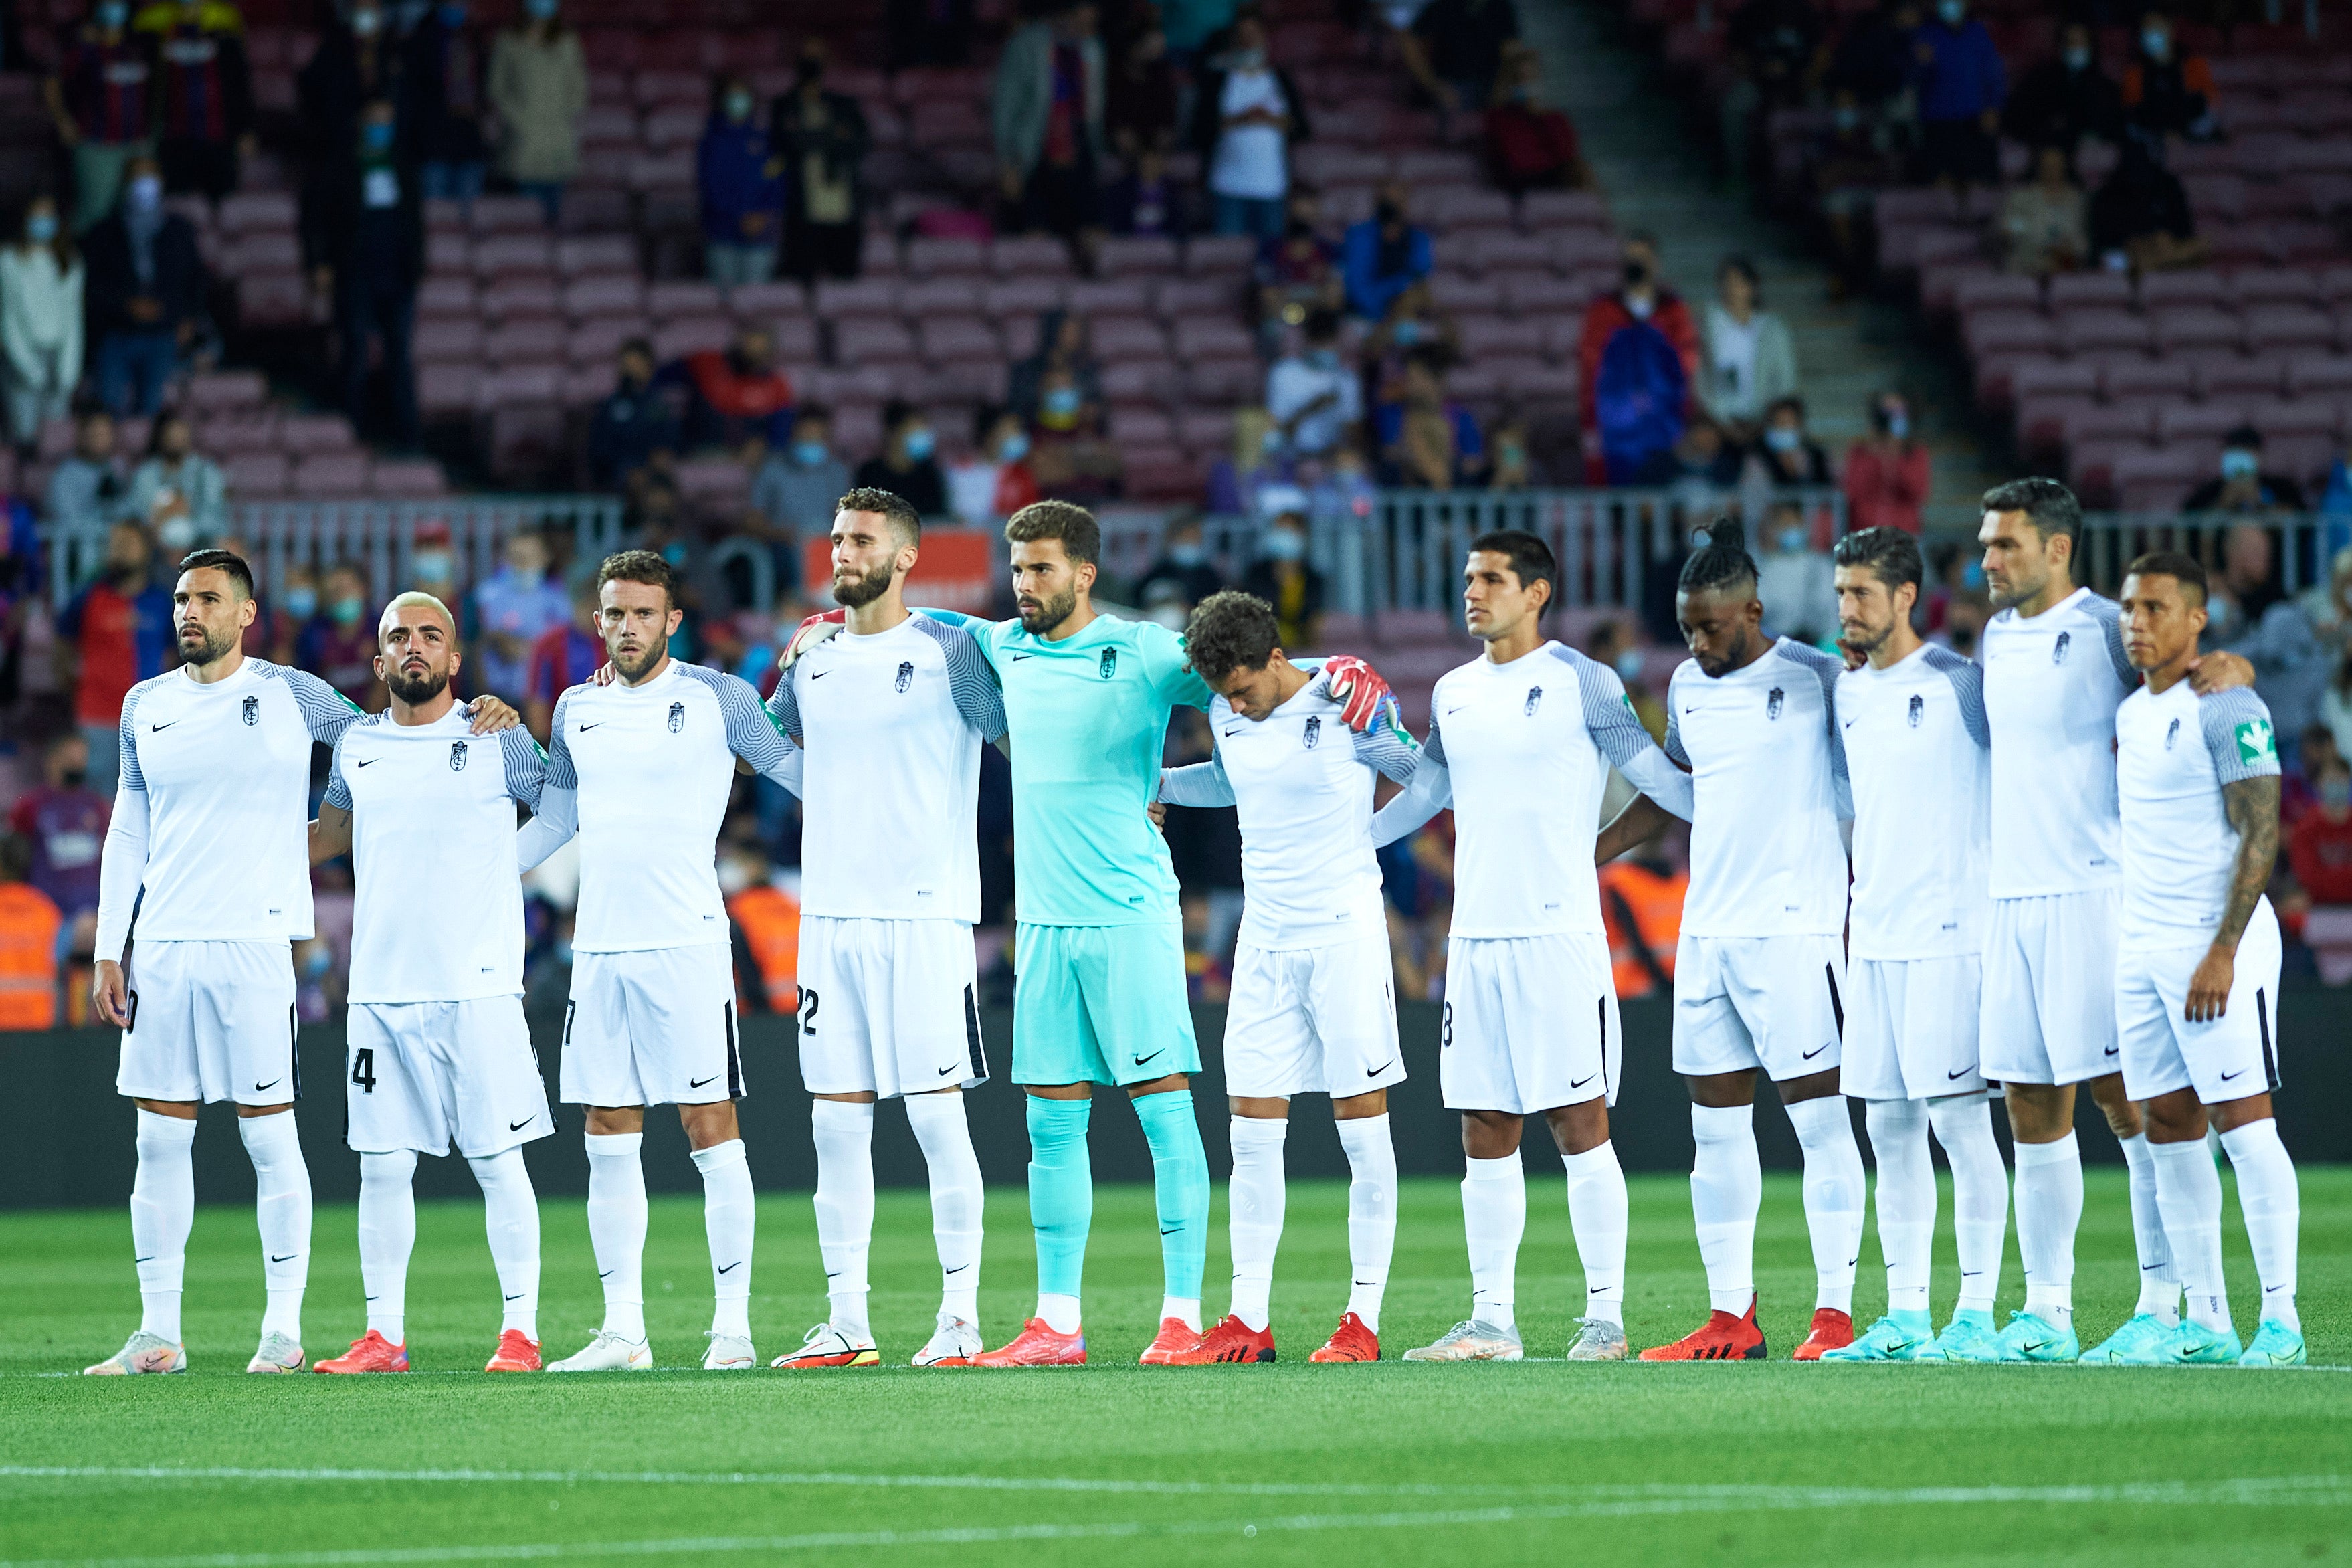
[1525,686,1543,716]
[1099,648,1118,680]
[2165,717,2181,750]
[2052,631,2072,665]
[1908,694,1923,728]
[450,741,468,771]
[241,695,258,725]
[1302,715,1322,749]
[1766,686,1785,720]
[667,701,684,733]
[895,660,914,693]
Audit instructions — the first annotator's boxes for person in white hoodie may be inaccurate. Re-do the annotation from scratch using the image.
[1,195,85,457]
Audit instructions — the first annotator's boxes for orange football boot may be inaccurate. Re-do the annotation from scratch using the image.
[1163,1315,1275,1364]
[1792,1308,1855,1361]
[314,1329,409,1374]
[485,1329,542,1372]
[1638,1298,1767,1361]
[1308,1311,1381,1363]
[1137,1317,1205,1365]
[969,1318,1087,1367]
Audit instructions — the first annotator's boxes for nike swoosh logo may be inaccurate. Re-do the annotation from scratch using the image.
[688,1074,720,1088]
[1962,1270,1982,1277]
[1570,1074,1597,1089]
[2267,1284,2287,1292]
[134,1256,154,1263]
[1947,1068,1971,1080]
[599,1269,613,1278]
[945,1264,970,1276]
[1131,1050,1165,1066]
[355,757,379,767]
[2220,1068,2246,1081]
[1366,1060,1395,1077]
[1444,705,1466,715]
[270,1253,298,1263]
[1161,1226,1181,1236]
[150,720,177,732]
[254,1078,282,1092]
[1011,653,1037,661]
[505,1293,524,1301]
[1222,726,1242,737]
[938,1064,961,1076]
[579,722,603,732]
[717,1261,742,1274]
[809,671,829,680]
[510,1118,533,1131]
[1801,1044,1829,1060]
[1589,1286,1608,1295]
[2142,1262,2163,1272]
[2104,1046,2121,1056]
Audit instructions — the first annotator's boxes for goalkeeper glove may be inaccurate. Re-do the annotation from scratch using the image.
[779,608,846,673]
[1318,654,1398,734]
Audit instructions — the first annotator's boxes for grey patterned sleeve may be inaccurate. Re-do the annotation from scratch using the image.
[767,664,803,744]
[1922,645,1991,749]
[117,686,147,793]
[498,726,548,808]
[545,691,579,789]
[2199,688,2284,784]
[1348,718,1420,783]
[683,665,793,775]
[916,615,1009,741]
[2090,597,2137,694]
[1662,688,1690,769]
[273,662,366,745]
[1422,712,1446,767]
[1569,648,1694,817]
[323,739,353,811]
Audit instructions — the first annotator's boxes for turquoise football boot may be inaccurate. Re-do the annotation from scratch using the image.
[2237,1320,2307,1367]
[1930,1309,2002,1363]
[2080,1313,2177,1365]
[2163,1321,2244,1365]
[1993,1310,2080,1363]
[1822,1311,1937,1362]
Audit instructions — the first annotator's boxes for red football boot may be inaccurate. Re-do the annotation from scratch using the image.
[1791,1308,1855,1361]
[1137,1317,1205,1365]
[484,1329,541,1373]
[1163,1315,1276,1365]
[314,1329,410,1374]
[1638,1298,1767,1361]
[1308,1312,1380,1363]
[970,1318,1087,1367]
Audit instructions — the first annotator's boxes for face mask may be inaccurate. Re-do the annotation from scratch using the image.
[1614,648,1644,684]
[2222,449,2260,481]
[96,1,128,25]
[660,541,689,566]
[362,120,395,153]
[352,9,381,36]
[1263,530,1306,561]
[1765,425,1801,452]
[332,595,365,626]
[284,586,318,619]
[1392,319,1422,346]
[414,550,451,579]
[1962,560,1985,590]
[524,0,557,19]
[997,431,1030,462]
[1259,428,1284,456]
[1168,541,1205,567]
[1878,408,1908,438]
[2062,45,2090,68]
[2141,27,2169,58]
[1778,526,1807,554]
[2322,778,2352,811]
[26,214,57,243]
[62,768,88,789]
[795,58,823,86]
[1626,293,1655,320]
[902,427,935,460]
[127,176,161,212]
[791,439,828,466]
[1937,0,1964,24]
[725,90,753,121]
[157,516,197,551]
[1042,387,1083,418]
[1499,442,1525,466]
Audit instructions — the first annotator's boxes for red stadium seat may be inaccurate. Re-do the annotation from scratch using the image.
[653,316,732,359]
[1183,237,1257,276]
[984,278,1070,318]
[564,276,646,319]
[906,237,989,278]
[1066,279,1152,320]
[482,278,562,320]
[901,277,985,317]
[648,280,726,321]
[292,452,372,497]
[813,277,903,319]
[369,459,448,498]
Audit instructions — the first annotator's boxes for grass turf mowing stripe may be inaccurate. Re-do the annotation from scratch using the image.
[5,1479,2349,1567]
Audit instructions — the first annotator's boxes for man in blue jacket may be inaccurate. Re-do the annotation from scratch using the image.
[700,75,786,288]
[1912,0,2005,189]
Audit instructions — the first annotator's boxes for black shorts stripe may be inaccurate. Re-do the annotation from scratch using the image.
[2257,986,2279,1091]
[288,1003,302,1103]
[963,984,987,1082]
[1824,964,1844,1036]
[724,999,743,1100]
[1597,995,1610,1100]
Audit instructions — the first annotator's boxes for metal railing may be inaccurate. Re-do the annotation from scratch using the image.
[2075,512,2349,599]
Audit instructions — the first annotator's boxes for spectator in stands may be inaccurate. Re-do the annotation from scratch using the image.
[1811,86,1908,301]
[771,40,870,283]
[993,0,1106,253]
[586,336,678,491]
[1399,0,1520,136]
[2325,639,2352,763]
[1028,365,1122,500]
[1484,40,1587,196]
[1639,411,1741,490]
[2089,129,2203,273]
[2121,7,2216,144]
[1265,308,1359,459]
[1825,0,1918,114]
[298,0,405,156]
[404,0,490,209]
[524,579,601,740]
[471,526,568,702]
[302,98,424,448]
[2001,144,2088,276]
[662,324,792,457]
[1,197,82,460]
[1380,348,1486,490]
[2183,427,2307,515]
[1106,23,1179,160]
[45,0,153,235]
[1488,419,1536,490]
[1362,280,1462,387]
[1007,309,1102,426]
[45,409,129,530]
[699,74,786,288]
[2214,523,2324,763]
[1252,185,1340,347]
[1194,8,1308,241]
[1718,0,1823,189]
[1340,181,1432,322]
[298,561,381,708]
[1207,408,1288,515]
[82,156,203,417]
[1700,254,1797,448]
[1240,510,1323,649]
[58,519,169,795]
[1751,395,1831,485]
[1102,146,1189,239]
[1938,585,1989,658]
[1578,231,1698,484]
[1136,514,1226,607]
[1909,0,2004,192]
[2002,21,2120,158]
[0,831,64,1030]
[855,400,947,517]
[9,732,109,922]
[948,405,1042,528]
[126,409,224,542]
[1840,387,1931,534]
[1309,438,1377,528]
[488,0,586,227]
[136,0,254,202]
[265,561,312,666]
[749,400,850,563]
[1756,500,1838,643]
[2288,755,2352,906]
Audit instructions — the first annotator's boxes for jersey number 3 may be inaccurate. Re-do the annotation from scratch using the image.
[350,1047,377,1096]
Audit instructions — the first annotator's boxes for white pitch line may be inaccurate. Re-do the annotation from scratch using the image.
[3,1478,2350,1568]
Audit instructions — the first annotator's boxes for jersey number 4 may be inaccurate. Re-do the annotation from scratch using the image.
[351,1047,377,1095]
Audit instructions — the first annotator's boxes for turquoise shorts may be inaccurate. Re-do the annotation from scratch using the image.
[1012,921,1201,1087]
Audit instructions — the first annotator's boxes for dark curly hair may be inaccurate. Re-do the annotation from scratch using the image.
[1184,590,1284,684]
[1677,515,1757,595]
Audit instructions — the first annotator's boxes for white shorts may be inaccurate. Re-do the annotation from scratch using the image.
[1980,890,2121,1086]
[347,995,555,1157]
[561,943,742,1108]
[2117,900,2283,1106]
[1840,954,1986,1101]
[796,916,987,1098]
[1223,928,1406,1100]
[1441,932,1619,1114]
[1673,933,1846,1081]
[116,939,299,1107]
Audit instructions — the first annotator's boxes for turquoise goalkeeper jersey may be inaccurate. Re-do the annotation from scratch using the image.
[930,609,1212,927]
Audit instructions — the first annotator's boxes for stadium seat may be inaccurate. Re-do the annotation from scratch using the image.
[565,276,646,319]
[1089,318,1172,360]
[470,196,549,235]
[2246,303,2339,353]
[482,278,562,320]
[2061,308,2151,356]
[567,316,650,366]
[1094,237,1181,277]
[473,235,555,278]
[653,317,732,359]
[1152,277,1234,319]
[814,278,902,320]
[488,318,569,367]
[831,318,920,367]
[989,235,1072,278]
[292,452,371,497]
[2149,305,2243,353]
[918,318,1004,365]
[984,277,1070,318]
[648,280,726,321]
[558,235,640,278]
[415,318,482,365]
[1173,319,1257,363]
[225,452,291,496]
[2048,272,2134,312]
[906,237,989,278]
[278,414,356,454]
[369,459,448,498]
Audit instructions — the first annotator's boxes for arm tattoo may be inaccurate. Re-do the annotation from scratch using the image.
[2217,775,2280,949]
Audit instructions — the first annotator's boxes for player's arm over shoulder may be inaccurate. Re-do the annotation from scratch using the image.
[497,725,549,809]
[1563,646,1694,819]
[310,735,353,864]
[1143,619,1215,709]
[1919,644,1990,749]
[913,613,1009,741]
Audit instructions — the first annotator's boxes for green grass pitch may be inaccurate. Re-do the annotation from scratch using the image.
[3,1167,2348,1567]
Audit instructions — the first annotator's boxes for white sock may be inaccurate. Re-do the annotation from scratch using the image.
[1036,1292,1083,1335]
[1927,1093,2007,1314]
[2012,1131,2081,1327]
[1161,1294,1203,1333]
[2221,1119,2300,1333]
[130,1110,196,1344]
[1864,1100,1933,1316]
[239,1111,311,1341]
[2117,1132,2180,1325]
[690,1139,755,1341]
[1226,1117,1287,1333]
[357,1149,417,1345]
[2149,1137,2231,1335]
[584,1131,648,1343]
[1462,1153,1524,1333]
[904,1092,985,1325]
[468,1147,541,1341]
[1335,1114,1397,1332]
[1562,1141,1628,1327]
[1690,1102,1760,1316]
[1787,1094,1865,1316]
[811,1100,875,1339]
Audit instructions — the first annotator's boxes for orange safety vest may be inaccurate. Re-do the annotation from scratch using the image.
[726,883,799,1014]
[1599,860,1685,1000]
[0,882,62,1029]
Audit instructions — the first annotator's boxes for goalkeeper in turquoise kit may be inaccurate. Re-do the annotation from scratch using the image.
[785,498,1395,1364]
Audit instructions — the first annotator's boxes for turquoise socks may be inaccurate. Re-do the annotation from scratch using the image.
[1134,1089,1209,1300]
[1026,1096,1093,1298]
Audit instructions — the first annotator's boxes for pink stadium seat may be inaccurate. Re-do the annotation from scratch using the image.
[292,452,371,497]
[725,282,805,320]
[918,318,1003,364]
[814,277,903,319]
[473,365,563,409]
[641,103,706,151]
[561,365,611,407]
[426,232,472,272]
[2246,303,2338,352]
[417,276,478,320]
[632,69,705,107]
[2047,272,2133,312]
[674,456,751,505]
[2015,392,2096,454]
[1455,314,1523,360]
[228,229,300,273]
[1152,277,1234,319]
[186,369,267,412]
[1292,146,1390,187]
[1426,271,1488,312]
[1089,318,1171,360]
[482,278,561,320]
[2100,355,2193,401]
[1516,189,1609,233]
[2137,270,2230,312]
[1173,406,1235,452]
[564,276,645,318]
[2011,359,2100,404]
[930,362,1005,402]
[1426,187,1515,234]
[1183,236,1258,276]
[199,414,277,454]
[1954,273,2042,316]
[906,237,989,278]
[985,278,1069,317]
[488,318,569,367]
[763,316,818,361]
[1124,452,1201,502]
[626,150,694,192]
[369,459,446,498]
[1553,231,1622,272]
[1100,361,1180,404]
[860,233,902,276]
[560,186,634,235]
[1964,308,2060,358]
[558,235,639,278]
[2201,353,2290,401]
[2158,402,2249,445]
[989,235,1072,277]
[225,452,290,496]
[1066,278,1152,320]
[2115,445,2217,511]
[472,235,555,277]
[1506,361,1580,404]
[2287,353,2352,397]
[218,191,296,233]
[2318,264,2352,304]
[278,414,355,454]
[1185,359,1261,402]
[2229,267,2322,309]
[1470,233,1557,278]
[414,318,481,365]
[2149,305,2242,353]
[2060,308,2151,355]
[1502,273,1591,316]
[831,318,920,367]
[1173,319,1256,363]
[654,316,731,359]
[648,280,726,321]
[901,277,985,317]
[237,272,313,330]
[579,103,640,148]
[1094,237,1181,277]
[470,196,547,235]
[568,316,650,365]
